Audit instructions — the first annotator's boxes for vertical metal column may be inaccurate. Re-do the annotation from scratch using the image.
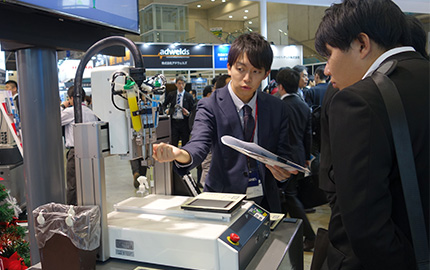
[16,48,65,264]
[260,0,269,90]
[74,122,110,261]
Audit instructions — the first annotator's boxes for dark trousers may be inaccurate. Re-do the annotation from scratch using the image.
[280,174,316,241]
[130,158,148,176]
[66,148,77,205]
[171,118,190,147]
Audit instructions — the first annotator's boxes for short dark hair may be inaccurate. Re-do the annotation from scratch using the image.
[176,76,186,83]
[203,85,213,97]
[292,65,307,74]
[5,80,18,90]
[315,0,410,57]
[276,67,300,94]
[215,74,231,89]
[211,76,219,85]
[67,85,86,99]
[228,33,273,72]
[406,15,429,60]
[314,66,327,81]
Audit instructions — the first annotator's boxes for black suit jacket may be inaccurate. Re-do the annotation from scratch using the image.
[320,51,429,270]
[175,86,292,212]
[163,90,194,119]
[281,94,312,166]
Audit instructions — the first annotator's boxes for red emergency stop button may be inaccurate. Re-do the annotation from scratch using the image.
[230,233,240,243]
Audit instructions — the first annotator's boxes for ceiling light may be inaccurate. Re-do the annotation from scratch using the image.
[249,21,253,24]
[245,10,249,13]
[222,0,226,2]
[211,0,215,2]
[229,15,233,18]
[243,16,247,19]
[197,4,201,8]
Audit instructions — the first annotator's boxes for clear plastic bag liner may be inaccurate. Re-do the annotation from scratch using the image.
[32,203,100,251]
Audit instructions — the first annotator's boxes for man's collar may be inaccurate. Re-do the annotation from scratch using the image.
[363,46,415,79]
[228,82,257,113]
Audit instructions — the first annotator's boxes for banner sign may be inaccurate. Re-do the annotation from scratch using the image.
[108,44,302,70]
[210,27,223,39]
[271,45,303,69]
[137,44,213,69]
[214,45,230,69]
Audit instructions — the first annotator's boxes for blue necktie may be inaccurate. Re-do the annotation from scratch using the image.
[175,93,182,115]
[177,92,182,105]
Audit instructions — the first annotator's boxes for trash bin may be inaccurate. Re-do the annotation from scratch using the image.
[32,203,101,270]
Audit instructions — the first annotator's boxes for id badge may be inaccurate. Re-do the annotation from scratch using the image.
[246,170,263,199]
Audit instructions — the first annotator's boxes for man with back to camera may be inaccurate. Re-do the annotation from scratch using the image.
[153,33,297,212]
[315,0,429,269]
[61,86,98,205]
[163,76,194,147]
[304,65,329,107]
[276,67,315,251]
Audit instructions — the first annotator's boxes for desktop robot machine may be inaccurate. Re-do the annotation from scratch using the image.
[72,37,272,270]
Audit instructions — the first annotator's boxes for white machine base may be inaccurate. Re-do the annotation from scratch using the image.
[107,194,270,270]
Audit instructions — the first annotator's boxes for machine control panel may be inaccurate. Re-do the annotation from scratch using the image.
[218,203,270,269]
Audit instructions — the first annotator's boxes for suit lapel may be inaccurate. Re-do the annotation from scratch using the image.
[216,86,244,139]
[257,91,270,149]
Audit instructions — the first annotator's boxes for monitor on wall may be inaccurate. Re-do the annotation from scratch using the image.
[0,0,139,55]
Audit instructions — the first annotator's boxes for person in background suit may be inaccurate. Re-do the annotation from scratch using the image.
[316,0,429,269]
[153,33,297,212]
[405,15,429,60]
[304,65,329,107]
[163,76,194,147]
[277,67,315,251]
[61,86,98,205]
[214,74,231,90]
[5,80,19,115]
[292,65,309,100]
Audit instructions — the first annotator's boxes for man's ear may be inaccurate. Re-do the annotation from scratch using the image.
[356,33,371,59]
[277,83,284,93]
[227,63,232,75]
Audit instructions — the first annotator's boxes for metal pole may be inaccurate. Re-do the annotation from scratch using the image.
[260,0,269,90]
[16,48,65,264]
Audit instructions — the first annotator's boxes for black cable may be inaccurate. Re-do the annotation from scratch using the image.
[73,36,145,123]
[111,92,125,112]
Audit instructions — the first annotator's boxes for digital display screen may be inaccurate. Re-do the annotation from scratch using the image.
[12,0,139,33]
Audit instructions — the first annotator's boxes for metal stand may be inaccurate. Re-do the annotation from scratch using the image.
[74,117,173,262]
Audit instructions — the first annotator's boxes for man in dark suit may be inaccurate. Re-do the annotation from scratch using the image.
[163,76,194,147]
[304,65,329,107]
[5,80,19,115]
[315,0,429,269]
[277,67,315,250]
[153,33,296,212]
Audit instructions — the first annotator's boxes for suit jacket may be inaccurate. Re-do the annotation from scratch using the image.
[281,94,312,166]
[13,94,19,116]
[319,51,429,270]
[304,82,329,107]
[163,90,194,119]
[176,85,292,212]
